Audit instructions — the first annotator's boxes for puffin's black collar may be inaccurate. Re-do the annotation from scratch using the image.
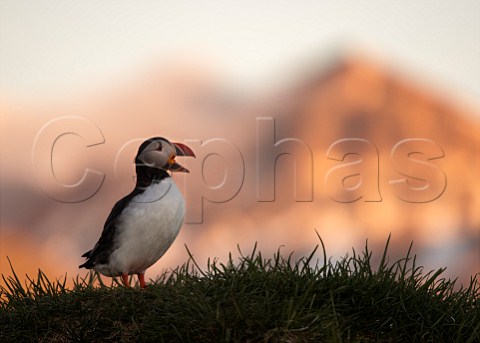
[135,165,170,188]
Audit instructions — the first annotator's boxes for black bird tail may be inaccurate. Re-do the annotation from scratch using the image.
[81,250,92,258]
[79,250,93,269]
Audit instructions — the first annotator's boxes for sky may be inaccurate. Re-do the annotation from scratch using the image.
[1,1,479,109]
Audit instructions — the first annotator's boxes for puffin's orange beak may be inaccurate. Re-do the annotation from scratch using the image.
[170,142,196,173]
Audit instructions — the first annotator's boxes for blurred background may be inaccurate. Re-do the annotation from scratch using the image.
[1,1,479,287]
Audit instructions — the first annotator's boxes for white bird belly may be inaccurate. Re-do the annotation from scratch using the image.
[102,178,184,276]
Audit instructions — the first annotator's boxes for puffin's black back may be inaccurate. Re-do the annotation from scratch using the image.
[79,188,144,269]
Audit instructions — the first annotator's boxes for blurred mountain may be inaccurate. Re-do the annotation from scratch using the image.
[1,56,479,285]
[188,57,480,282]
[283,58,480,278]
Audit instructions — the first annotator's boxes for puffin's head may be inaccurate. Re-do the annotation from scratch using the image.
[135,137,196,173]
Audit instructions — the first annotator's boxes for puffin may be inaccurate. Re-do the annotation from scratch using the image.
[79,137,195,288]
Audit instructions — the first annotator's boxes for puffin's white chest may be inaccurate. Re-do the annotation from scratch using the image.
[106,178,185,275]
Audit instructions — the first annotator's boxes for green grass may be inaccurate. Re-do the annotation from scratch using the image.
[1,236,479,342]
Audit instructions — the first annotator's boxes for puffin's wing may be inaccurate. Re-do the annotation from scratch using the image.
[79,189,143,268]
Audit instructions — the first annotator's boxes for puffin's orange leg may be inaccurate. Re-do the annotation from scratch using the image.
[138,273,146,288]
[121,274,130,288]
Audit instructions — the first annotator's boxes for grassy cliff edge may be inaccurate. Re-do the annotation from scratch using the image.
[1,236,479,342]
